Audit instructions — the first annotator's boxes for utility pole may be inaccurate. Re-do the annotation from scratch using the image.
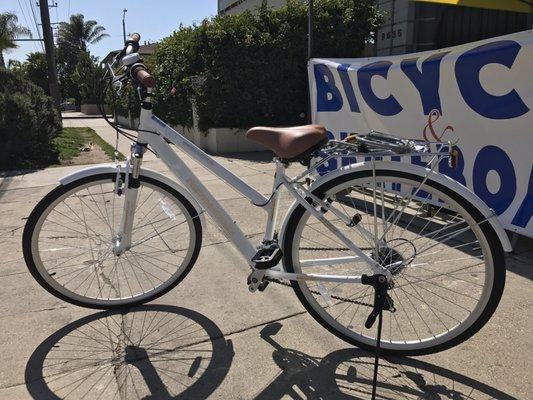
[307,0,314,124]
[122,9,128,43]
[38,0,62,117]
[307,0,313,60]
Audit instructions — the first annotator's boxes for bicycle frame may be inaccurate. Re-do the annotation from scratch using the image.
[113,94,387,284]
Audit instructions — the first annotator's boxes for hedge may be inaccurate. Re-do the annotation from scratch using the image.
[0,69,62,170]
[152,0,382,132]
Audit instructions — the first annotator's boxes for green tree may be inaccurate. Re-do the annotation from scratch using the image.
[57,14,108,105]
[154,0,382,131]
[0,12,31,68]
[21,52,49,94]
[58,14,108,52]
[7,59,22,71]
[71,51,101,104]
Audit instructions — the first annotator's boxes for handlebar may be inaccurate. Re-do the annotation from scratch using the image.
[131,64,156,88]
[125,33,140,55]
[113,33,156,88]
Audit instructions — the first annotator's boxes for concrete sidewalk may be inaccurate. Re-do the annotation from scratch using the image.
[0,118,531,399]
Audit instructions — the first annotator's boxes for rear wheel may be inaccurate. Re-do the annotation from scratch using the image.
[282,170,505,356]
[23,173,202,309]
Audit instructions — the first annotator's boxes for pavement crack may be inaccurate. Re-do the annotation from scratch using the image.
[202,231,264,248]
[0,270,28,278]
[0,305,69,320]
[28,306,69,313]
[221,310,308,340]
[113,313,129,400]
[140,310,309,357]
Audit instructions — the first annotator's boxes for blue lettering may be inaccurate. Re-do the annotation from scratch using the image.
[511,166,533,228]
[314,64,343,112]
[473,145,516,214]
[401,52,449,115]
[337,64,360,113]
[455,40,529,119]
[317,131,339,175]
[357,61,403,116]
[391,156,401,191]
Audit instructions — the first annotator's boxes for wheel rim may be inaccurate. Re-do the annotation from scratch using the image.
[290,174,495,352]
[30,178,198,306]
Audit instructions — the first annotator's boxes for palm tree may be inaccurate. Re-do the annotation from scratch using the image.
[58,14,109,52]
[0,12,32,68]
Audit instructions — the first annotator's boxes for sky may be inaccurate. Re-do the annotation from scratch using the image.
[1,0,218,63]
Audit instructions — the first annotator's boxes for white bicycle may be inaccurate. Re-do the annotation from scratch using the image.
[23,34,510,356]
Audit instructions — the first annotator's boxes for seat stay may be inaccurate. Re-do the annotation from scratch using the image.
[283,178,391,278]
[293,181,385,247]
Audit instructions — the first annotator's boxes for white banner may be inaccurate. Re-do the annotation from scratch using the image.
[309,30,533,238]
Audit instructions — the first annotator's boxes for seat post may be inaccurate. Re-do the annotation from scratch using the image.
[262,159,286,243]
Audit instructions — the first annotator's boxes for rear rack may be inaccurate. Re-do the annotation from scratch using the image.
[322,131,453,159]
[290,131,459,183]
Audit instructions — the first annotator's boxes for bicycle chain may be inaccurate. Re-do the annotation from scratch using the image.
[270,246,376,307]
[300,246,349,251]
[265,277,374,308]
[299,246,373,251]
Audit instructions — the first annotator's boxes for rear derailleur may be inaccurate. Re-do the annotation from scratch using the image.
[361,274,396,328]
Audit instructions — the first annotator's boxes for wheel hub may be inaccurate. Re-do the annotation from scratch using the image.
[372,238,417,275]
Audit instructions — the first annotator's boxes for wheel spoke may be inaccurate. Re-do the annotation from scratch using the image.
[288,171,499,353]
[29,177,198,306]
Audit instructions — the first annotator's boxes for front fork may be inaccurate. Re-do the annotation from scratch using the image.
[113,143,146,256]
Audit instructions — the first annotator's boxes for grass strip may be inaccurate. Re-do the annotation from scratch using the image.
[53,127,125,162]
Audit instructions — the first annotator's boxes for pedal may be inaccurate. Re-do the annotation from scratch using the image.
[258,280,270,292]
[252,243,283,270]
[247,270,266,292]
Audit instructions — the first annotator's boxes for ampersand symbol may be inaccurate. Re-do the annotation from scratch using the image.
[423,109,456,143]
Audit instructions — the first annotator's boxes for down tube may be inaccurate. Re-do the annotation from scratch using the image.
[143,120,258,264]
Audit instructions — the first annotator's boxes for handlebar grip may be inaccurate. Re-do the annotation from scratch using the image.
[132,65,156,88]
[125,33,141,55]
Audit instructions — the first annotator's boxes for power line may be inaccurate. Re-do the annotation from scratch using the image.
[22,0,36,37]
[16,0,39,52]
[55,0,59,25]
[27,0,45,51]
[22,0,42,52]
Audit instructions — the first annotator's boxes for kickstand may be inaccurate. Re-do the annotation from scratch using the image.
[371,310,383,400]
[361,274,395,400]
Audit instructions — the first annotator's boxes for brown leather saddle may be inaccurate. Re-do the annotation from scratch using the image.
[246,125,328,161]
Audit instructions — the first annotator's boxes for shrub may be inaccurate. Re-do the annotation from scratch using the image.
[0,69,62,170]
[153,25,204,127]
[110,82,141,120]
[72,51,102,104]
[153,0,381,131]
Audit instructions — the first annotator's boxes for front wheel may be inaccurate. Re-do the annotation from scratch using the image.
[282,170,506,356]
[23,173,202,309]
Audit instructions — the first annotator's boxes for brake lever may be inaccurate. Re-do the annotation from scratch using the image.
[112,79,124,95]
[107,62,128,95]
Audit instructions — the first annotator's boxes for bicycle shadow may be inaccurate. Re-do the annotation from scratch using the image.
[24,305,234,399]
[255,322,518,400]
